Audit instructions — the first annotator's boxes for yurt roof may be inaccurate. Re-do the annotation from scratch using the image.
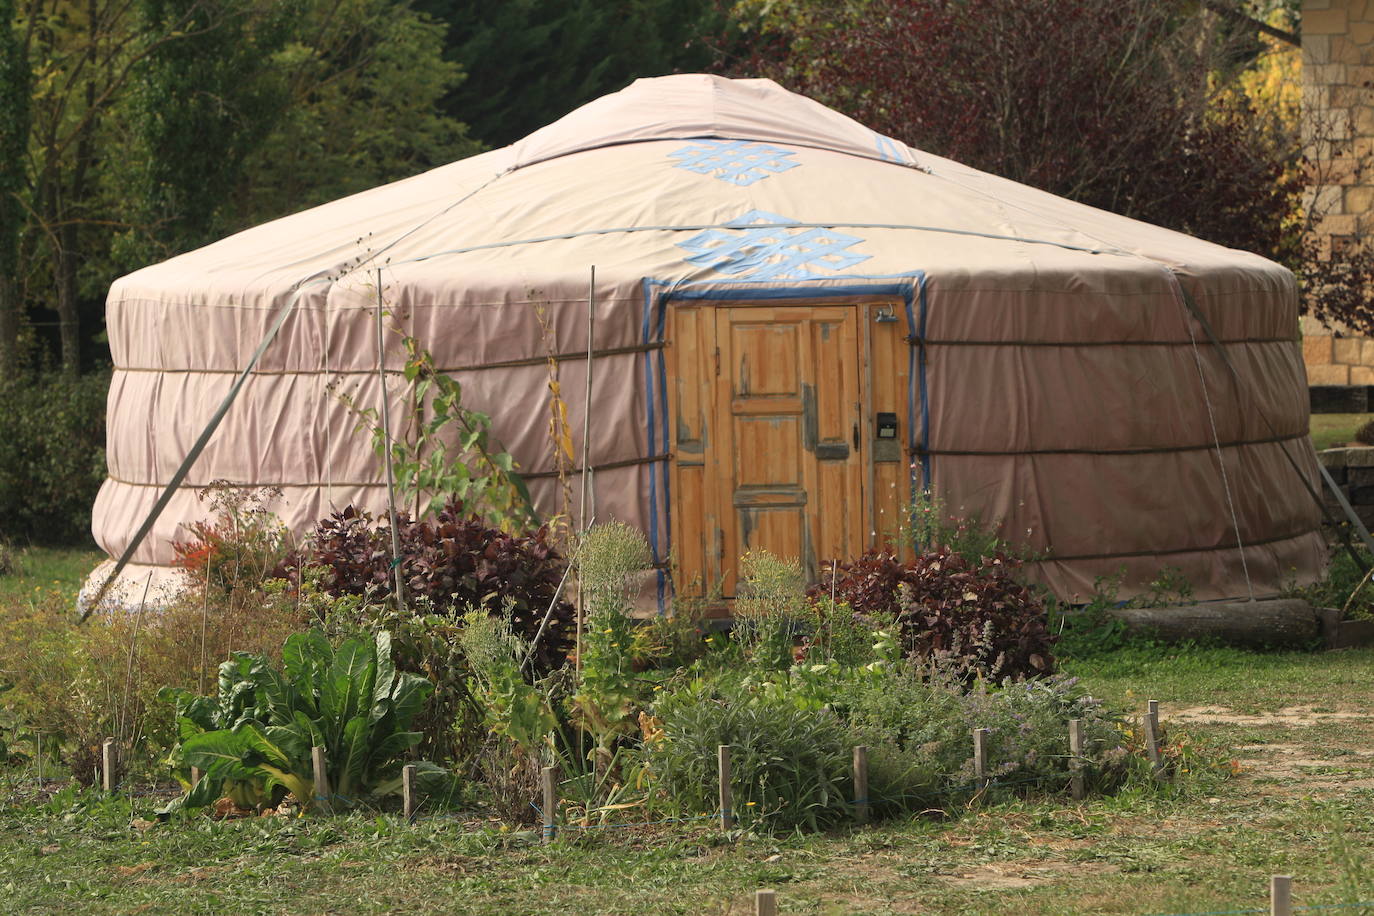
[109,73,1289,316]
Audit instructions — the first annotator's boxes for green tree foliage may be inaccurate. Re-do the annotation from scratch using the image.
[0,0,29,370]
[414,0,725,148]
[4,0,480,375]
[110,0,296,266]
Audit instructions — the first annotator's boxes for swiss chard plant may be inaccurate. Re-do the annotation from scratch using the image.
[161,631,440,812]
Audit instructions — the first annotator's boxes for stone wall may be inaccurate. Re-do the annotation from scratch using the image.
[1302,0,1374,384]
[1319,446,1374,529]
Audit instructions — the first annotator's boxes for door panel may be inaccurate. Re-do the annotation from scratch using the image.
[713,306,863,596]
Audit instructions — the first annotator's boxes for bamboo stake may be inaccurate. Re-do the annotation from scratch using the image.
[577,266,595,679]
[312,746,332,815]
[755,889,778,916]
[1271,875,1292,916]
[1068,719,1085,801]
[541,765,558,844]
[852,745,870,824]
[718,745,734,831]
[402,764,417,821]
[374,267,405,612]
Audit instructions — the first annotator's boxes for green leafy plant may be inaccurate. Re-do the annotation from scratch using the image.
[162,630,438,812]
[574,523,652,760]
[336,332,534,528]
[734,550,809,672]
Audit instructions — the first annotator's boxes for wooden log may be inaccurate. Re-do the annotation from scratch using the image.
[719,745,734,831]
[312,746,332,815]
[101,738,115,793]
[1068,719,1085,801]
[541,765,558,844]
[1105,599,1319,649]
[1144,700,1163,776]
[755,889,778,916]
[1271,875,1292,916]
[852,746,869,824]
[973,728,990,791]
[402,764,417,821]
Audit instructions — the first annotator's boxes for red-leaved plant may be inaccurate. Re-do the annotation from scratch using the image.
[278,501,574,674]
[808,548,1055,681]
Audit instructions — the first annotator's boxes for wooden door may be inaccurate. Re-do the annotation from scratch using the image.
[711,306,864,596]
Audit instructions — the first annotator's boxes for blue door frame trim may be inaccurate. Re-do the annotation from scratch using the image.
[639,273,929,613]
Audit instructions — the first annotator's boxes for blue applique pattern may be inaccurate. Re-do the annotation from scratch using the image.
[667,140,799,186]
[677,210,871,282]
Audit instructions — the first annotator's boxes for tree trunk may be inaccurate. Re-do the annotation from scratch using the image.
[1107,599,1323,649]
[0,272,19,372]
[55,218,80,374]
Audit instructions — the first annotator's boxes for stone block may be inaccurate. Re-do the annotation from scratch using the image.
[1305,334,1335,365]
[1352,366,1374,385]
[1320,447,1351,469]
[1335,336,1364,363]
[1305,34,1332,64]
[1346,185,1374,215]
[1345,446,1374,467]
[1357,503,1374,528]
[1306,8,1349,34]
[1309,363,1353,385]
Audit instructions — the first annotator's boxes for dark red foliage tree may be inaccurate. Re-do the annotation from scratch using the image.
[729,0,1304,265]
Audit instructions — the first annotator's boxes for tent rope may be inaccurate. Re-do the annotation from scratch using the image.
[1179,287,1255,601]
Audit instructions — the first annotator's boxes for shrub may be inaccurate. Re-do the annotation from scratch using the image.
[284,501,575,674]
[734,550,809,672]
[171,483,291,594]
[0,369,108,544]
[1356,419,1374,447]
[808,548,1056,680]
[644,675,852,831]
[0,579,307,785]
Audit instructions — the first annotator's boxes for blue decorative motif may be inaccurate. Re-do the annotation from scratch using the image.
[677,210,871,282]
[667,139,799,186]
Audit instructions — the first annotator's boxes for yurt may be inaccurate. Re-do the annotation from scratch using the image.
[89,74,1326,608]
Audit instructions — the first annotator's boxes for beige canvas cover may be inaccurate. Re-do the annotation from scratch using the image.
[89,74,1325,604]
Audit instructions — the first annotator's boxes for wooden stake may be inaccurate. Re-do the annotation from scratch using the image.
[1068,719,1085,801]
[1144,699,1163,775]
[973,728,990,791]
[402,763,417,821]
[190,766,203,787]
[1271,875,1292,916]
[755,888,778,916]
[101,737,115,793]
[718,745,734,831]
[34,732,42,786]
[312,746,332,815]
[541,765,558,844]
[852,745,870,824]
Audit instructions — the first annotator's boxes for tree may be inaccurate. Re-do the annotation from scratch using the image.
[109,0,295,266]
[728,0,1304,265]
[0,0,30,372]
[414,0,726,148]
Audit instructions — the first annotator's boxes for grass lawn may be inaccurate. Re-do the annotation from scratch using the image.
[1311,413,1371,451]
[0,643,1372,915]
[0,544,104,604]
